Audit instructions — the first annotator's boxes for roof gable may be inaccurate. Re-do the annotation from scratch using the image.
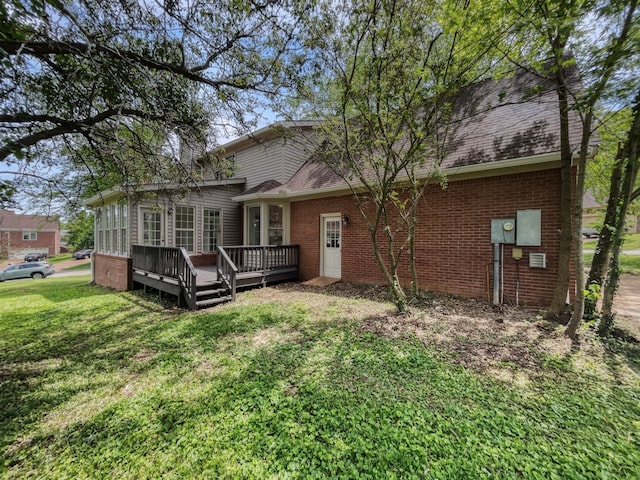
[0,210,59,231]
[268,68,585,197]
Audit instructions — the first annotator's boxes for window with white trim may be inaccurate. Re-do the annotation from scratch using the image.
[174,206,195,252]
[142,210,162,246]
[268,204,283,245]
[203,209,221,252]
[247,205,261,245]
[22,231,37,241]
[120,205,128,255]
[96,204,128,255]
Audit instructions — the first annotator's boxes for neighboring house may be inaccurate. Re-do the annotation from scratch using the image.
[87,69,588,307]
[582,189,639,234]
[0,210,61,259]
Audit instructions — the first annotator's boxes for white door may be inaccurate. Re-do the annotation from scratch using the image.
[322,216,342,278]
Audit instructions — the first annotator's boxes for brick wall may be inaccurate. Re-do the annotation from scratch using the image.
[1,230,59,259]
[190,253,217,267]
[93,254,132,291]
[290,168,567,307]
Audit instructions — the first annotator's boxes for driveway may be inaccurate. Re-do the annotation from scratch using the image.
[616,274,640,322]
[0,258,92,278]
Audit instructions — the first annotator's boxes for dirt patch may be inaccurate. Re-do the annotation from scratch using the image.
[243,281,639,385]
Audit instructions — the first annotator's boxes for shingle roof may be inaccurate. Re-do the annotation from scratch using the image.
[0,210,59,230]
[443,67,582,168]
[241,179,283,196]
[267,67,585,196]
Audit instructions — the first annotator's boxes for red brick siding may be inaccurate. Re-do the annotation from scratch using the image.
[190,253,217,267]
[3,230,60,258]
[93,254,132,291]
[291,168,568,307]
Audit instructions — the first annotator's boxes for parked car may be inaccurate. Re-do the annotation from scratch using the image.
[0,262,55,282]
[24,252,48,262]
[582,227,599,239]
[72,249,93,259]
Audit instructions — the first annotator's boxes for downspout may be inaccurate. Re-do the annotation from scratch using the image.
[493,243,500,305]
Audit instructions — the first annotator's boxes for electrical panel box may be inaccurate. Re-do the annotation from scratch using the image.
[516,209,541,246]
[491,218,516,244]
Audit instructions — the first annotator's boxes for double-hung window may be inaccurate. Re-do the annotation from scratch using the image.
[203,209,221,252]
[268,205,283,245]
[174,206,195,252]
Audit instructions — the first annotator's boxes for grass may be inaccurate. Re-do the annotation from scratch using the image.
[583,233,640,250]
[584,253,640,275]
[45,253,73,264]
[1,278,639,479]
[61,262,92,271]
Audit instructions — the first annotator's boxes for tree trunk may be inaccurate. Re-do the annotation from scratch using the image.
[565,111,594,338]
[584,150,624,318]
[598,90,640,335]
[549,61,574,316]
[598,234,622,335]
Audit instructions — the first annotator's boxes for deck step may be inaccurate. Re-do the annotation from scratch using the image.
[196,288,228,297]
[196,295,233,308]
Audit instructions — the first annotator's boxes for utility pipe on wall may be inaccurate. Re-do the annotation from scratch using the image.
[493,243,500,305]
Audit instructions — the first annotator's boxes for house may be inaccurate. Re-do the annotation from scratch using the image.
[582,189,639,235]
[0,210,61,260]
[87,69,587,308]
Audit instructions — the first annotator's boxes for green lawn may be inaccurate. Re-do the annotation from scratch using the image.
[1,277,639,478]
[45,253,73,264]
[61,261,92,271]
[583,233,640,250]
[584,253,640,275]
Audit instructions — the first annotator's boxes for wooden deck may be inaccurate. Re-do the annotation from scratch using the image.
[131,245,299,309]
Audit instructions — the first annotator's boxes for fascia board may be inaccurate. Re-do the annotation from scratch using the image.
[217,120,322,153]
[237,152,566,203]
[85,178,246,207]
[84,187,125,207]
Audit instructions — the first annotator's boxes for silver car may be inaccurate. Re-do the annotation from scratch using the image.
[0,262,55,281]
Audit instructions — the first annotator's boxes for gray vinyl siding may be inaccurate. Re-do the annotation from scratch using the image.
[230,132,319,189]
[129,185,243,253]
[234,137,286,190]
[282,131,319,181]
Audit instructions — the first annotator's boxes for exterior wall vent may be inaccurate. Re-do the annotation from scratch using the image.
[529,252,546,268]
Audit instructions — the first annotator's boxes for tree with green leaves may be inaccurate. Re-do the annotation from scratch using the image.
[298,0,493,312]
[591,91,640,335]
[494,0,639,337]
[64,209,94,250]
[1,0,308,211]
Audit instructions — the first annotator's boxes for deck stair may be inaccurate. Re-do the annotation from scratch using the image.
[195,280,233,308]
[131,244,299,310]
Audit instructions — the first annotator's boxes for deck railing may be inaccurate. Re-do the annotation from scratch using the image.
[216,245,299,300]
[132,245,198,308]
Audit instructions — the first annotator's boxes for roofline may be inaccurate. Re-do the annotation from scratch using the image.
[85,178,247,207]
[216,120,322,154]
[232,151,575,203]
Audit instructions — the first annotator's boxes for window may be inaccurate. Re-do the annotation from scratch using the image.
[95,204,128,255]
[120,205,128,255]
[268,205,283,245]
[22,231,37,241]
[203,209,220,252]
[103,207,111,252]
[174,206,194,252]
[247,205,261,245]
[142,210,162,246]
